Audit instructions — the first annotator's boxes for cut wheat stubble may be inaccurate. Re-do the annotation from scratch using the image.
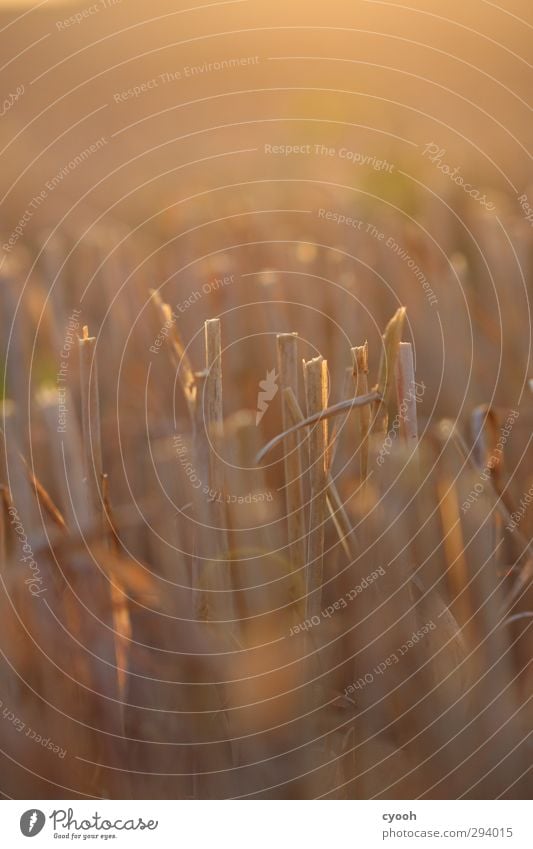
[352,342,371,485]
[277,332,306,574]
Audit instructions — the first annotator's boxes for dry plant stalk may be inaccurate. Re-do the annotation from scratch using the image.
[149,288,196,415]
[102,473,131,709]
[203,319,230,556]
[441,419,533,564]
[255,392,381,463]
[20,454,68,533]
[78,325,104,519]
[374,306,406,431]
[0,485,9,568]
[395,341,419,450]
[2,206,531,801]
[500,558,533,615]
[192,369,211,497]
[284,387,355,561]
[352,342,371,480]
[204,319,225,498]
[436,475,471,626]
[192,369,235,623]
[326,366,354,473]
[1,413,67,535]
[328,366,354,462]
[471,405,491,470]
[2,398,68,536]
[470,406,516,584]
[79,326,129,732]
[277,333,306,572]
[2,400,42,537]
[303,356,329,618]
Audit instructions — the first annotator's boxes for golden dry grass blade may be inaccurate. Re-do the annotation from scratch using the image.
[89,543,161,604]
[0,485,9,567]
[36,386,90,529]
